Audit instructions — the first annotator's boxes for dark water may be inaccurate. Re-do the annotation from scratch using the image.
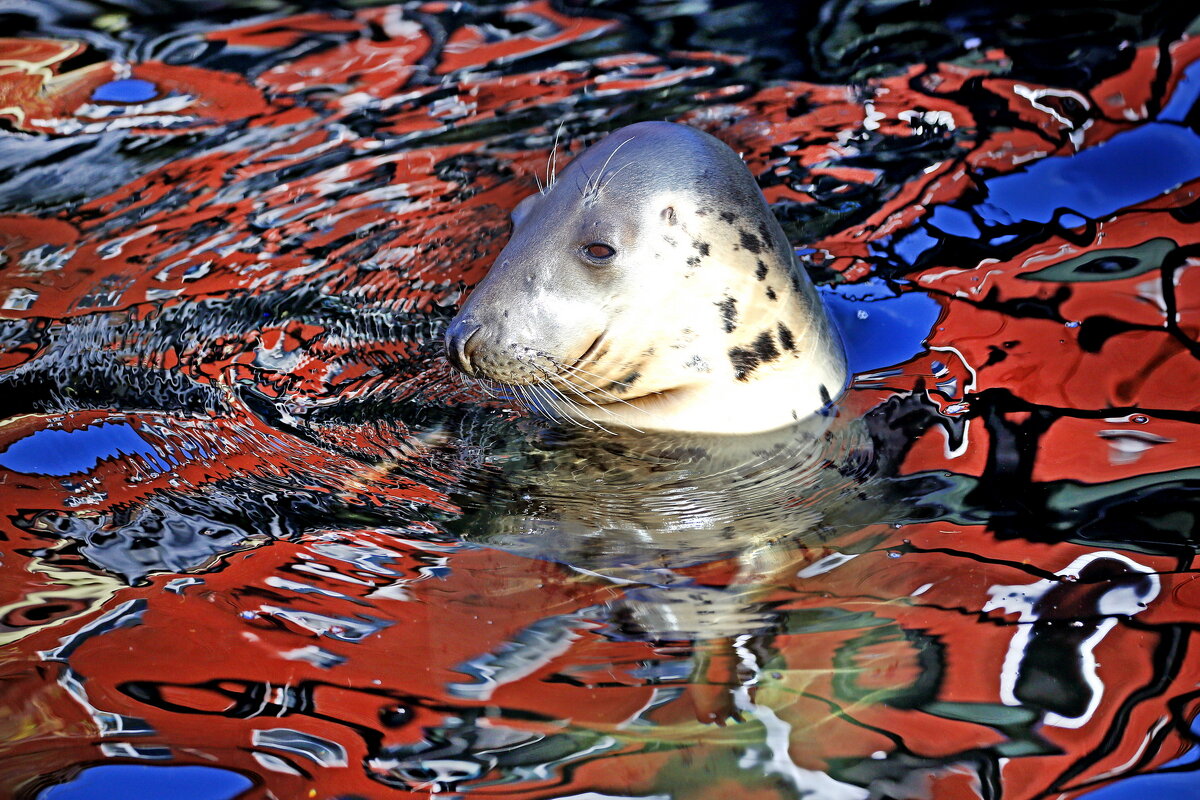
[2,1,1200,798]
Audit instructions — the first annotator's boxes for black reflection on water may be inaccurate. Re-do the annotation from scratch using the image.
[911,390,1200,560]
[116,676,603,792]
[18,498,260,584]
[566,0,1195,87]
[12,473,454,585]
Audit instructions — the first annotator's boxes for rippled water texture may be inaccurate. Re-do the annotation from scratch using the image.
[2,1,1200,798]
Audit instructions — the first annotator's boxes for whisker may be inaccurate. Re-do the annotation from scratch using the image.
[528,363,584,415]
[557,361,637,388]
[476,348,646,434]
[525,385,556,421]
[559,389,620,434]
[547,120,565,190]
[472,376,506,402]
[549,397,588,429]
[597,161,634,195]
[586,136,635,198]
[514,383,535,414]
[554,363,651,412]
[530,360,629,434]
[559,352,621,371]
[552,369,651,431]
[532,379,589,430]
[499,380,520,407]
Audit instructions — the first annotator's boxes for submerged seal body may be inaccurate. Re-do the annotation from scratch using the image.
[444,121,847,434]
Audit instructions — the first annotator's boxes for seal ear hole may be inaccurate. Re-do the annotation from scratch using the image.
[583,242,616,260]
[661,206,678,226]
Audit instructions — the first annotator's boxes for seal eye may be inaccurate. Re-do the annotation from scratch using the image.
[583,242,616,261]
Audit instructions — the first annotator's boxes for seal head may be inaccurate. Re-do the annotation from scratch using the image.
[445,121,847,434]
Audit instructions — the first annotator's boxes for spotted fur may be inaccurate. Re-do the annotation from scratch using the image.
[739,229,764,254]
[756,220,773,249]
[752,330,779,363]
[717,295,738,333]
[777,323,796,351]
[728,345,758,381]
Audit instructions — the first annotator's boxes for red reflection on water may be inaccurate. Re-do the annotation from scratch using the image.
[1,3,1199,799]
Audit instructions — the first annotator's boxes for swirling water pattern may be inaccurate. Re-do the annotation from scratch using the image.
[1,2,1200,798]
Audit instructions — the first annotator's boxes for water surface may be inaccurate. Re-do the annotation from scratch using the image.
[1,2,1199,798]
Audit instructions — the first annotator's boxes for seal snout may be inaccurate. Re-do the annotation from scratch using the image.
[444,317,483,376]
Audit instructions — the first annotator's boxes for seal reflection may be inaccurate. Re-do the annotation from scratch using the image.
[433,408,883,725]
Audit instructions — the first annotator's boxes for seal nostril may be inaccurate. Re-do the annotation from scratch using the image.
[461,326,482,364]
[446,322,483,376]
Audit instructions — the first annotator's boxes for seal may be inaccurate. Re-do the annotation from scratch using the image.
[444,120,848,434]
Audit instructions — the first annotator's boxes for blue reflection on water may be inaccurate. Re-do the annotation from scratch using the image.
[1084,722,1200,799]
[979,123,1200,224]
[1160,59,1200,122]
[0,422,171,475]
[892,227,940,266]
[884,71,1200,268]
[37,764,252,800]
[90,79,157,103]
[821,278,941,374]
[927,205,981,238]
